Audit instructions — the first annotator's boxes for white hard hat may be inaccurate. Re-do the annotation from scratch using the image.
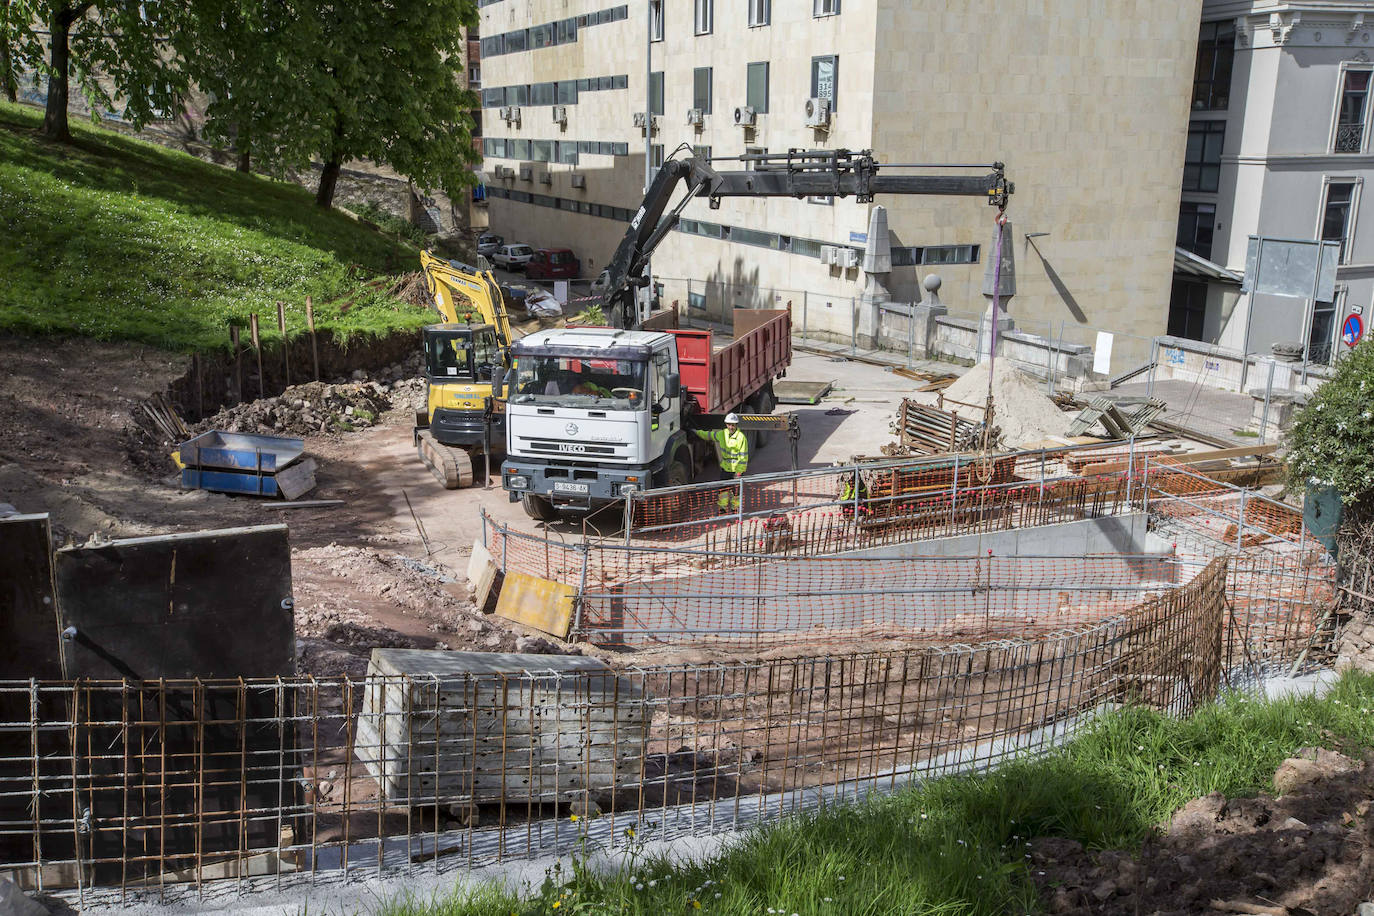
[725,412,740,424]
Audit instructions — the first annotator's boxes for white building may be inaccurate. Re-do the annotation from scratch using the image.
[1169,0,1374,366]
[480,0,1201,370]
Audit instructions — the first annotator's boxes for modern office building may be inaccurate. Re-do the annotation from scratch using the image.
[1169,0,1374,366]
[479,0,1201,363]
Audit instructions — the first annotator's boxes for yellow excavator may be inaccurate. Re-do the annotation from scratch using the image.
[414,250,514,488]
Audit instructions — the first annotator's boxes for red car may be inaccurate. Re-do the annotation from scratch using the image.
[525,248,581,280]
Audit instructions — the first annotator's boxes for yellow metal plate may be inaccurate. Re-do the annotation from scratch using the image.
[494,571,575,638]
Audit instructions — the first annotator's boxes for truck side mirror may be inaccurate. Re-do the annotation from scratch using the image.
[490,366,506,397]
[666,373,680,399]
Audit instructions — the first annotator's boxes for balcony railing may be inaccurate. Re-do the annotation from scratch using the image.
[1335,122,1364,153]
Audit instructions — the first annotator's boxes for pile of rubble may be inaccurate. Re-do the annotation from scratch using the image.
[198,380,394,437]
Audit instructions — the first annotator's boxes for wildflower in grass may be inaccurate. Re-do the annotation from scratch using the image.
[634,883,644,891]
[691,901,701,909]
[648,880,657,888]
[569,813,579,822]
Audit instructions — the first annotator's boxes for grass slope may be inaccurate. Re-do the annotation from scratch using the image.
[0,102,431,352]
[385,672,1374,916]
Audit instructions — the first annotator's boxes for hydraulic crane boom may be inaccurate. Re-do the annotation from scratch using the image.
[599,148,1013,328]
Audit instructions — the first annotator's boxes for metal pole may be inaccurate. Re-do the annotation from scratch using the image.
[1052,320,1066,395]
[1259,359,1276,444]
[850,297,857,356]
[802,292,808,341]
[736,477,745,553]
[1146,337,1159,399]
[623,492,634,546]
[950,453,960,526]
[1141,454,1150,517]
[643,1,653,322]
[1236,487,1247,550]
[906,304,914,367]
[1299,238,1322,386]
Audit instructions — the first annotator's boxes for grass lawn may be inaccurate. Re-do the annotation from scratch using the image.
[382,672,1374,916]
[0,101,432,352]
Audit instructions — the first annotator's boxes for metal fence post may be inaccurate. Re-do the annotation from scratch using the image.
[950,453,960,525]
[1141,453,1150,517]
[802,291,808,341]
[1258,359,1276,444]
[736,477,746,552]
[623,491,634,546]
[1146,338,1159,399]
[571,544,590,638]
[850,297,857,356]
[1236,487,1247,550]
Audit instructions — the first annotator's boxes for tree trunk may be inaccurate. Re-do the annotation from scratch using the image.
[236,149,251,172]
[42,6,82,141]
[315,158,342,208]
[0,34,16,103]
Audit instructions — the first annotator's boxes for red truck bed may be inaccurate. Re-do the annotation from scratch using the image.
[674,309,792,414]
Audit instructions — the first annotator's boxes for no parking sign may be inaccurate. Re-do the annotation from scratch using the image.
[1343,312,1364,348]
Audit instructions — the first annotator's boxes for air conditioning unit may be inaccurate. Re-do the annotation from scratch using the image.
[552,105,567,125]
[804,97,830,128]
[819,245,838,265]
[733,105,757,127]
[539,172,553,184]
[508,106,521,125]
[518,165,533,181]
[839,247,860,268]
[570,173,587,189]
[498,106,512,120]
[633,111,658,130]
[494,165,513,179]
[686,108,704,127]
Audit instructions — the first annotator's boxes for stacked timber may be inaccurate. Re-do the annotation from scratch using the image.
[355,649,648,808]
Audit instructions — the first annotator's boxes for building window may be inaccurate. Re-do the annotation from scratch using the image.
[1182,120,1224,193]
[650,144,665,178]
[1177,201,1216,260]
[810,55,838,112]
[694,0,712,35]
[813,0,839,16]
[650,0,664,41]
[693,67,712,114]
[692,145,711,162]
[1334,68,1371,153]
[468,64,481,87]
[807,195,833,206]
[1321,180,1358,263]
[923,245,979,265]
[649,71,664,116]
[1192,20,1235,111]
[1167,278,1208,341]
[746,62,769,113]
[748,0,769,27]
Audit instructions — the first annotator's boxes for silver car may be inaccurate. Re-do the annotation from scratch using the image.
[493,243,535,271]
[476,232,503,256]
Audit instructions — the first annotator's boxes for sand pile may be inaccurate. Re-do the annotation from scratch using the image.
[942,363,1072,447]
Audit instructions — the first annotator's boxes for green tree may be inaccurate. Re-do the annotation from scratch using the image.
[38,1,187,142]
[1285,340,1374,502]
[284,0,481,209]
[1,0,45,103]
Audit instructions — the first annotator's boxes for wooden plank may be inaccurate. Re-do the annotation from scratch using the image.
[1077,444,1278,476]
[494,571,576,638]
[466,540,499,611]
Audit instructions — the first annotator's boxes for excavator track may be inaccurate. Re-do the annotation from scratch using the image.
[417,429,475,489]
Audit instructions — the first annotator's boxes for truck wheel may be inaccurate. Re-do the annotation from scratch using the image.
[521,494,559,521]
[753,389,778,447]
[661,458,689,488]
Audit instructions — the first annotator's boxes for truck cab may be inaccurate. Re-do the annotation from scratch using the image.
[502,328,689,515]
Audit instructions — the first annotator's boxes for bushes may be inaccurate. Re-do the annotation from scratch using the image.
[1285,339,1374,502]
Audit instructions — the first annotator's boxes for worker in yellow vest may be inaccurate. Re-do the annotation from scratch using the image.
[694,413,749,513]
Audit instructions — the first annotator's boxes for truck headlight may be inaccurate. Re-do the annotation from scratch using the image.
[617,483,639,496]
[507,475,530,490]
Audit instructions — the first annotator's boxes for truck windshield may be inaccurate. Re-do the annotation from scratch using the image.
[511,356,646,409]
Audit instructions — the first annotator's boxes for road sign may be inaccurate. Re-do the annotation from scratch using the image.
[1343,313,1364,348]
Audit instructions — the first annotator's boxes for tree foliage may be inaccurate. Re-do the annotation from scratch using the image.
[1,0,46,103]
[1285,340,1374,502]
[184,0,480,208]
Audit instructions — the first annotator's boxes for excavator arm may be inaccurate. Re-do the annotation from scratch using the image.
[419,250,514,345]
[599,148,1012,329]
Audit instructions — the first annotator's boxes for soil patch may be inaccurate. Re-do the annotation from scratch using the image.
[943,363,1074,448]
[1031,747,1374,915]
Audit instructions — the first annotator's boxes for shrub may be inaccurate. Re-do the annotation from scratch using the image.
[1285,339,1374,501]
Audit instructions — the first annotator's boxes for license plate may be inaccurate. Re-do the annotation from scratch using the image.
[553,482,590,494]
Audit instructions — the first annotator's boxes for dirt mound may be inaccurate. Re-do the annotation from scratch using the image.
[1030,747,1374,915]
[197,380,395,436]
[942,363,1072,448]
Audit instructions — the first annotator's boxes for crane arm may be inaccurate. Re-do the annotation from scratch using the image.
[419,250,514,345]
[598,148,1012,328]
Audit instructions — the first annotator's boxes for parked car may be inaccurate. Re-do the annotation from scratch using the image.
[492,243,535,271]
[525,248,581,281]
[476,232,504,257]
